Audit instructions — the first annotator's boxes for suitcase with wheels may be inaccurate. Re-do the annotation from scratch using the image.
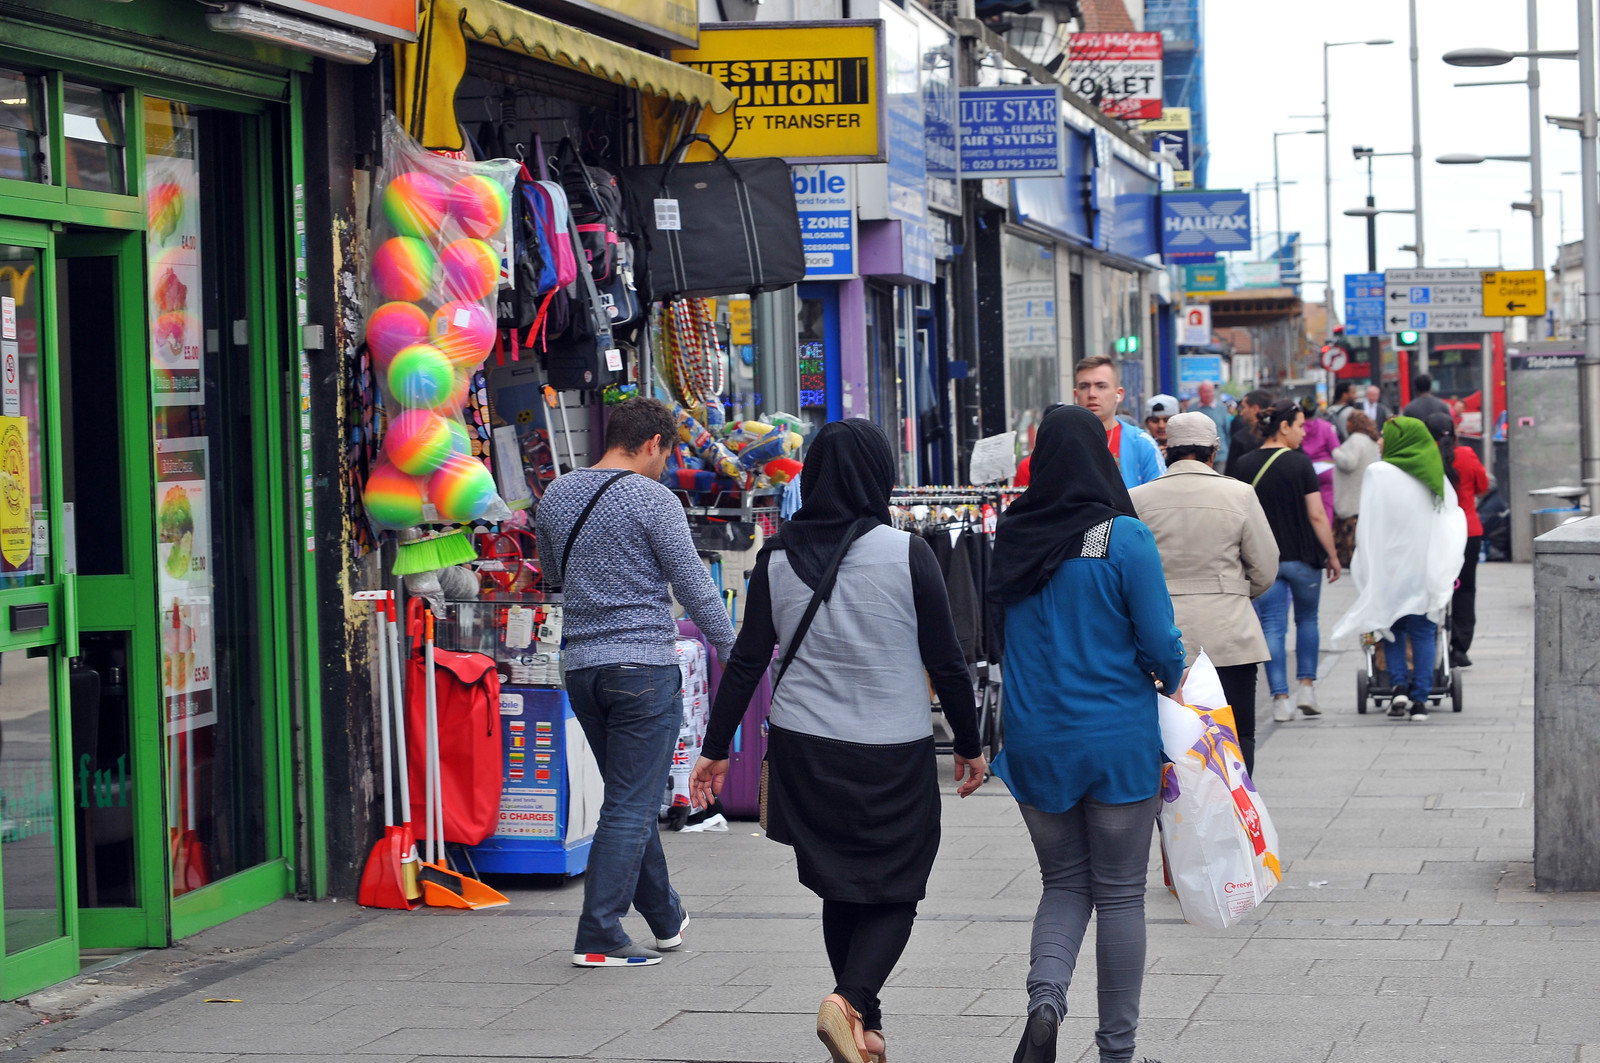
[676,618,774,820]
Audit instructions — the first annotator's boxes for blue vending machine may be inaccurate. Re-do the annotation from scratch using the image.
[466,685,601,875]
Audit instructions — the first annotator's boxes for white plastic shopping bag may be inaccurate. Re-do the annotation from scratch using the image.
[1156,652,1282,929]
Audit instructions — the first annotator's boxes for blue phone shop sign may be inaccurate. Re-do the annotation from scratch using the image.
[958,86,1065,179]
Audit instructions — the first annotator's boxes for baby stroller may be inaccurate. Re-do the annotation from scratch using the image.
[1356,605,1462,714]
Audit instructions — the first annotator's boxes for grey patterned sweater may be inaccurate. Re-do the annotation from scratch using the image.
[535,467,735,671]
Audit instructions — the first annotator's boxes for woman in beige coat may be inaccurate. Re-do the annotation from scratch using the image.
[1131,412,1279,772]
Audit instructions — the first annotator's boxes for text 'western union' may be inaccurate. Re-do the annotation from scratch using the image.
[684,57,872,106]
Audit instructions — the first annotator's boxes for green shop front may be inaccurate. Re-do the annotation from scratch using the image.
[0,1,336,998]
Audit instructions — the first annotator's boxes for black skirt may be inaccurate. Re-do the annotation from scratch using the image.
[766,724,941,904]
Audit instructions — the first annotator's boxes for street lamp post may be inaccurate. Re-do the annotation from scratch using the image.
[1324,38,1394,339]
[1469,227,1505,265]
[1253,179,1298,252]
[1273,130,1323,263]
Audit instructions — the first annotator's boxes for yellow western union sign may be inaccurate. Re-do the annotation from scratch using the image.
[673,21,885,162]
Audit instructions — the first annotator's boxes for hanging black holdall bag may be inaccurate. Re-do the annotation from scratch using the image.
[622,134,805,302]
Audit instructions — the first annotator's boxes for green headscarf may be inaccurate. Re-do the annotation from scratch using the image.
[1382,416,1445,500]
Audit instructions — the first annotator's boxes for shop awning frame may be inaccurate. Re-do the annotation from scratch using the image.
[458,0,734,113]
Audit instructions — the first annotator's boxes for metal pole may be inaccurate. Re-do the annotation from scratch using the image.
[1481,331,1495,470]
[1409,0,1429,376]
[1369,195,1382,387]
[1274,137,1283,262]
[1529,0,1546,273]
[1578,0,1600,514]
[1324,43,1335,339]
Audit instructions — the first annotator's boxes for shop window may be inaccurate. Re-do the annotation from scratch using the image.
[143,97,267,896]
[1002,232,1058,454]
[0,244,49,589]
[62,82,126,195]
[0,68,47,184]
[2,649,63,955]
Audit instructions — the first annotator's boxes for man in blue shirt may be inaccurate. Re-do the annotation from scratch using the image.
[1072,354,1164,489]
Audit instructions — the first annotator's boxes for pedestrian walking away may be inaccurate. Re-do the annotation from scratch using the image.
[988,404,1185,1063]
[691,418,986,1063]
[1331,416,1468,721]
[1131,412,1278,774]
[1227,399,1341,723]
[533,397,736,968]
[1425,414,1490,667]
[1227,389,1273,472]
[1331,410,1382,568]
[1072,354,1165,489]
[1402,373,1452,422]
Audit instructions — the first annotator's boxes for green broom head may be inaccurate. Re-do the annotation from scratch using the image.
[393,530,477,576]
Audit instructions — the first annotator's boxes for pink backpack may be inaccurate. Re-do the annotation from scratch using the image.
[534,181,578,288]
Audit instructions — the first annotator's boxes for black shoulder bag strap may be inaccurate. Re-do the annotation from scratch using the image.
[560,470,634,579]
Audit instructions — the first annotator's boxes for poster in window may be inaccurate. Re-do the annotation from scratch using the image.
[0,415,31,571]
[143,111,204,407]
[156,437,216,734]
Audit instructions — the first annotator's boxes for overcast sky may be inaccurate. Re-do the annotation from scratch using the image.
[1205,0,1585,318]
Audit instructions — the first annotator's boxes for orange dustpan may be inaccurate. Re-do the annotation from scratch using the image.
[420,608,508,910]
[358,592,416,909]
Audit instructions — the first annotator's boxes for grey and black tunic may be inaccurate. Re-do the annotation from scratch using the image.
[703,524,982,903]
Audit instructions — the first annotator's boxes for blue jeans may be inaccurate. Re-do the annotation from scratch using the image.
[1253,560,1323,697]
[1386,614,1437,704]
[566,663,685,954]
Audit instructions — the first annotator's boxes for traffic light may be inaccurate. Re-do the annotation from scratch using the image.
[1114,335,1140,354]
[1397,329,1420,347]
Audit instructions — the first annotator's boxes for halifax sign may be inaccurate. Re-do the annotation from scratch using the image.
[1159,190,1251,262]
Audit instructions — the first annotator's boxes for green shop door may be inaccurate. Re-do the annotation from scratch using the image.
[0,220,83,995]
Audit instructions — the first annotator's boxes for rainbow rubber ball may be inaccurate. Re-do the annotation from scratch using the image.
[438,238,499,301]
[429,453,496,523]
[383,408,456,476]
[431,369,472,415]
[444,417,471,458]
[366,302,431,371]
[372,237,437,302]
[362,461,426,529]
[383,171,448,239]
[386,343,455,409]
[430,300,496,366]
[447,175,510,240]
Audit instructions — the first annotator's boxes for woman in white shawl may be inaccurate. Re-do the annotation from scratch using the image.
[1331,416,1467,721]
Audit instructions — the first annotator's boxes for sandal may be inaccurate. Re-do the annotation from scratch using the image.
[864,1028,886,1063]
[816,993,869,1063]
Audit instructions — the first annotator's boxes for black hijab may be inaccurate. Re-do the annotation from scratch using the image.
[768,418,896,594]
[989,404,1138,605]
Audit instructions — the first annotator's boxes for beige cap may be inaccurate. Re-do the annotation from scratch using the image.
[1165,411,1219,449]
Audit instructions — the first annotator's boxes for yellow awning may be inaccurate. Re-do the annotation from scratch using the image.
[461,0,733,111]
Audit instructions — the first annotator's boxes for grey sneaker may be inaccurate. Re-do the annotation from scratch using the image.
[1296,685,1321,716]
[572,942,663,967]
[656,913,690,950]
[1388,695,1411,719]
[1272,696,1294,722]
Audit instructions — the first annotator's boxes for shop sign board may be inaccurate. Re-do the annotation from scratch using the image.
[1344,271,1387,337]
[1239,261,1280,287]
[914,8,960,215]
[902,219,935,284]
[1141,107,1191,132]
[1184,263,1226,293]
[1160,190,1250,258]
[674,22,885,162]
[1481,269,1546,317]
[792,165,858,278]
[883,3,927,222]
[957,85,1065,179]
[262,0,416,40]
[1067,32,1164,121]
[1179,354,1223,384]
[1384,267,1496,332]
[1178,307,1213,348]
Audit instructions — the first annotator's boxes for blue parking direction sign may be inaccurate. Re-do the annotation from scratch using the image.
[1344,271,1386,337]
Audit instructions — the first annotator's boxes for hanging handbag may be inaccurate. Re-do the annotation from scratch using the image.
[757,531,857,832]
[622,133,805,302]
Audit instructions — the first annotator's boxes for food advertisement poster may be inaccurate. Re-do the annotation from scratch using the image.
[144,112,204,407]
[0,415,31,571]
[157,437,216,734]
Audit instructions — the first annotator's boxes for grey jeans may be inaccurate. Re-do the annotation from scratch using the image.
[1019,794,1161,1063]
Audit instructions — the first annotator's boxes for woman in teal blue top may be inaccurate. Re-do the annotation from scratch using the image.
[989,404,1184,1063]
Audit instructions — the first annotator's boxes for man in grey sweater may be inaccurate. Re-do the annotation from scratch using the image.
[536,398,735,968]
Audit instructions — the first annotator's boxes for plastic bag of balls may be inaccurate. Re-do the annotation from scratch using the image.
[361,115,517,532]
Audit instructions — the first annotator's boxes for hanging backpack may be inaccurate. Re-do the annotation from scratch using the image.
[497,163,552,333]
[405,599,502,845]
[559,139,625,285]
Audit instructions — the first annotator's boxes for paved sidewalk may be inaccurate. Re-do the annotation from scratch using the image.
[6,562,1599,1062]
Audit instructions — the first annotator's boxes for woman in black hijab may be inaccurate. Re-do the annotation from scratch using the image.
[692,419,986,1063]
[989,405,1184,1063]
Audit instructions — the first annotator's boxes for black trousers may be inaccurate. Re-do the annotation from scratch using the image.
[1215,663,1258,776]
[821,899,918,1031]
[1451,537,1482,656]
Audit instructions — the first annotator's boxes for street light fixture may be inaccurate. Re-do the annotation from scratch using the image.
[1443,46,1578,65]
[1323,38,1394,339]
[1436,153,1532,164]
